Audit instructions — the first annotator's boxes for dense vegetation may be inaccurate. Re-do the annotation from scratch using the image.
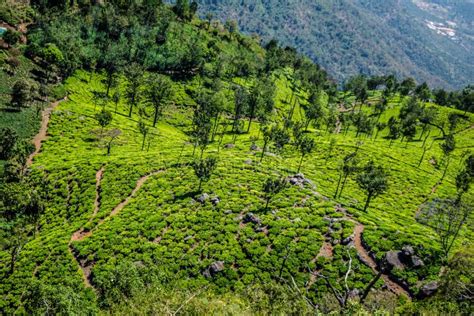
[196,0,474,90]
[0,0,473,314]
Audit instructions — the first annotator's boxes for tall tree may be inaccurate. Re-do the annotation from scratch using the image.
[138,120,149,151]
[345,75,368,110]
[455,154,474,203]
[334,152,359,198]
[232,86,249,135]
[399,77,416,98]
[304,90,326,131]
[124,63,143,117]
[193,157,217,191]
[356,161,389,212]
[247,77,275,132]
[262,177,287,210]
[0,127,18,160]
[192,101,213,157]
[297,136,315,173]
[11,80,34,109]
[418,198,471,262]
[260,125,272,162]
[95,109,113,133]
[144,74,174,127]
[440,134,456,180]
[415,82,431,103]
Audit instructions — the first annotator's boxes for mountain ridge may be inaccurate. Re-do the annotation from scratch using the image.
[196,0,474,89]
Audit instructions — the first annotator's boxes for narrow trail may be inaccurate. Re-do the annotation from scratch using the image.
[93,167,105,217]
[307,241,334,288]
[68,168,163,288]
[26,97,67,167]
[307,205,411,298]
[352,222,410,298]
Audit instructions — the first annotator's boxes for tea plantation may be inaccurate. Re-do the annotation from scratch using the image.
[1,67,472,314]
[0,1,473,314]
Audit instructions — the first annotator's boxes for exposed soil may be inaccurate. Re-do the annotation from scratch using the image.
[93,167,105,217]
[26,97,67,166]
[307,241,334,288]
[317,242,334,259]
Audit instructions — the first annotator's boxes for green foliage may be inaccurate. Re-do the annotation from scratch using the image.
[3,29,21,46]
[1,1,473,314]
[144,73,174,127]
[193,156,217,191]
[356,161,389,212]
[95,109,112,130]
[417,199,471,261]
[198,0,474,89]
[11,79,35,109]
[0,127,18,160]
[22,280,97,315]
[262,177,287,209]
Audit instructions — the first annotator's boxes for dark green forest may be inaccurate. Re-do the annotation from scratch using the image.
[196,0,474,90]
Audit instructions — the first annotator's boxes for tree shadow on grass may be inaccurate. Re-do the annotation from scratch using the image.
[0,107,21,113]
[173,190,201,202]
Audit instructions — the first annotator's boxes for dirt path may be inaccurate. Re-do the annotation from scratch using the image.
[93,167,104,217]
[26,97,67,166]
[69,169,163,288]
[353,223,410,298]
[307,241,334,288]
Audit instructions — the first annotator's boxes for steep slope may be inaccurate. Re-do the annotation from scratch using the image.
[196,0,474,89]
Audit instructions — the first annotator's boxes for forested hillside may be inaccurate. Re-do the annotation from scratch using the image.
[196,0,474,90]
[0,0,473,314]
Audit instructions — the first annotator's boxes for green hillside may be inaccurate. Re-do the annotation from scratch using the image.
[196,0,474,90]
[0,1,473,315]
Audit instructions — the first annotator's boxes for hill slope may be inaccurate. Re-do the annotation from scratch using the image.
[1,1,473,314]
[196,0,474,89]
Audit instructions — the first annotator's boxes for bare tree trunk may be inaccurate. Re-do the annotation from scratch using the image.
[334,172,343,198]
[363,193,372,212]
[360,270,383,303]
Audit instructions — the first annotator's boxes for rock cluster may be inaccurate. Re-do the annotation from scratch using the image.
[195,193,220,206]
[385,245,424,270]
[286,173,315,188]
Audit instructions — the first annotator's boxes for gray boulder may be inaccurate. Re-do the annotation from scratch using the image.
[402,246,415,257]
[196,193,209,204]
[243,213,262,225]
[420,281,439,298]
[250,144,260,151]
[203,261,225,278]
[341,235,354,246]
[386,251,405,270]
[411,256,424,268]
[210,196,220,206]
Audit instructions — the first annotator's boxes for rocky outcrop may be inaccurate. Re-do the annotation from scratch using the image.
[203,261,225,278]
[385,246,424,270]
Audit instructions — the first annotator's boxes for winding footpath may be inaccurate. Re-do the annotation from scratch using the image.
[26,97,67,167]
[306,202,411,299]
[69,168,163,288]
[352,224,410,297]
